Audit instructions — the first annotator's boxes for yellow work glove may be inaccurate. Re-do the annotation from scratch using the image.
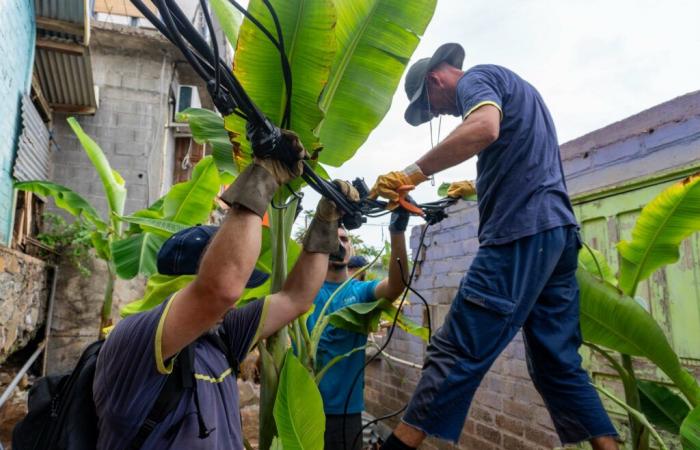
[369,164,428,209]
[446,180,476,199]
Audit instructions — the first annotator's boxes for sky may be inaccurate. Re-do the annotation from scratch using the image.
[291,0,700,249]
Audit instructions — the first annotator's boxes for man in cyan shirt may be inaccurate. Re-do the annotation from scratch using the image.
[93,136,360,450]
[371,44,618,450]
[307,212,408,450]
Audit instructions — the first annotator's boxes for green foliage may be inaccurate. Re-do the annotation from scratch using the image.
[638,380,691,434]
[177,108,238,179]
[111,232,167,279]
[37,213,94,276]
[162,156,221,225]
[681,406,700,450]
[578,244,617,286]
[618,172,700,296]
[317,0,437,166]
[273,350,325,450]
[209,0,242,46]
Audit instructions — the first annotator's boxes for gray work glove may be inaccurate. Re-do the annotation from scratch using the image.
[303,180,359,254]
[220,130,307,217]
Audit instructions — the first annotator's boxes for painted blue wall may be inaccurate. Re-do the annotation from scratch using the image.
[0,0,35,244]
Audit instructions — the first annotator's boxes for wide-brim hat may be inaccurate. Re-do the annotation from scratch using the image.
[404,43,465,126]
[157,225,269,288]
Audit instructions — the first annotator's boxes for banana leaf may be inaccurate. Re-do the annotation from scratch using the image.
[273,350,325,450]
[209,0,242,46]
[618,172,700,296]
[163,156,221,225]
[111,232,166,279]
[226,0,336,153]
[120,274,195,317]
[14,181,106,231]
[578,268,700,406]
[67,117,126,225]
[682,406,700,450]
[578,245,617,287]
[118,215,189,238]
[316,0,437,166]
[177,108,239,178]
[638,380,690,434]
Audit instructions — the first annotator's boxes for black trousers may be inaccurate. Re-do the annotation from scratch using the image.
[325,413,362,450]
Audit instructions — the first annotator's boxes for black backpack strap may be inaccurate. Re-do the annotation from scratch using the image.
[209,328,239,377]
[129,345,195,449]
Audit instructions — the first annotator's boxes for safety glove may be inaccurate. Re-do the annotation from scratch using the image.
[388,205,410,234]
[220,130,308,217]
[303,180,360,254]
[369,164,428,209]
[446,180,476,199]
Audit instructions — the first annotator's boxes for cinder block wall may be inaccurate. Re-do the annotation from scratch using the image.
[0,0,35,244]
[364,90,700,449]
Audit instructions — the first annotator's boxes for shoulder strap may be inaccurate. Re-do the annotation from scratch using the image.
[129,345,195,450]
[209,329,239,377]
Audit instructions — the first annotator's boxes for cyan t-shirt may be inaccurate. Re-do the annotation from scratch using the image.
[456,64,577,245]
[93,295,267,450]
[306,279,380,414]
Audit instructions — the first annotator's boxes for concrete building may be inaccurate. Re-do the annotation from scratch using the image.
[365,90,700,449]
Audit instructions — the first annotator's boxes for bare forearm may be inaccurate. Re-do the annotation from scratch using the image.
[282,250,329,304]
[387,233,408,297]
[415,106,500,176]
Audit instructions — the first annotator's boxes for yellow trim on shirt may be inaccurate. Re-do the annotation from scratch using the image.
[195,368,233,384]
[248,296,271,354]
[463,101,503,121]
[154,293,179,375]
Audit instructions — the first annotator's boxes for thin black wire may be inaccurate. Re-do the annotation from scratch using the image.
[199,0,220,97]
[343,223,432,450]
[261,0,293,128]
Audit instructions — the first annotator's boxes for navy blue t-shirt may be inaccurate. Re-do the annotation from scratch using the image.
[456,64,577,245]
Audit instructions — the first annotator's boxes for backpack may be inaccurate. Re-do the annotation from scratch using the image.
[12,329,237,450]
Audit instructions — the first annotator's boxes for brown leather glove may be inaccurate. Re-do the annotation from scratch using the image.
[220,130,307,217]
[303,180,359,254]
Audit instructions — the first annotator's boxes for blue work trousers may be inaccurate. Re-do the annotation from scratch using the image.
[403,226,617,444]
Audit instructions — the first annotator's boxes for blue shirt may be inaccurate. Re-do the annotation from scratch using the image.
[94,295,267,450]
[456,64,577,245]
[306,279,380,414]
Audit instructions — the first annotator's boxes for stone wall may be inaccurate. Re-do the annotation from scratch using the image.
[364,90,700,449]
[0,246,49,364]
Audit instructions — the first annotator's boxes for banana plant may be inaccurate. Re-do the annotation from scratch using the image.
[578,172,700,449]
[200,1,438,448]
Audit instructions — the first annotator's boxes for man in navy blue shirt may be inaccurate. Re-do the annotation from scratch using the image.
[371,44,618,450]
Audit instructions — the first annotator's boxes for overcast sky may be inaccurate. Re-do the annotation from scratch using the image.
[293,0,700,249]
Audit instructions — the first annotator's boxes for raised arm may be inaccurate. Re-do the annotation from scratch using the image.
[160,134,307,360]
[375,208,409,301]
[262,180,359,337]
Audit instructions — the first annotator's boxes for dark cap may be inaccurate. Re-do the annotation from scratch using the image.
[348,255,369,269]
[404,43,465,126]
[157,225,269,288]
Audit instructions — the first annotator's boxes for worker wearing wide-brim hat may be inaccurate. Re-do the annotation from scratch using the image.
[372,43,620,450]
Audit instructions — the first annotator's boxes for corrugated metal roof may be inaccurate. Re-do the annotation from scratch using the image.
[35,0,88,25]
[35,44,97,111]
[14,95,52,182]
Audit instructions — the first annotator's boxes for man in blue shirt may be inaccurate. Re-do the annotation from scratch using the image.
[307,212,409,450]
[371,44,619,450]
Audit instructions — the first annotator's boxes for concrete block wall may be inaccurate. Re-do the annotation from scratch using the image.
[50,45,176,216]
[0,0,35,244]
[364,90,700,449]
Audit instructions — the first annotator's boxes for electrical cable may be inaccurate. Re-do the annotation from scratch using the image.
[343,223,432,450]
[199,0,220,98]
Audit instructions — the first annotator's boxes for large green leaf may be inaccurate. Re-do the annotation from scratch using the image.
[273,350,325,450]
[638,380,691,434]
[316,0,437,166]
[118,215,189,238]
[14,181,106,231]
[381,304,429,342]
[618,173,700,296]
[682,406,700,450]
[578,245,617,286]
[210,0,242,46]
[163,156,220,225]
[67,117,127,219]
[120,273,195,317]
[328,299,387,335]
[111,232,166,279]
[228,0,336,152]
[177,108,239,177]
[578,268,700,406]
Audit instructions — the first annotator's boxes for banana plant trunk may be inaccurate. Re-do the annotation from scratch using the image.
[99,264,116,338]
[259,201,292,450]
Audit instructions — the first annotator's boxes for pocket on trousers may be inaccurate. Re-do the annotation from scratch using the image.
[452,283,516,360]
